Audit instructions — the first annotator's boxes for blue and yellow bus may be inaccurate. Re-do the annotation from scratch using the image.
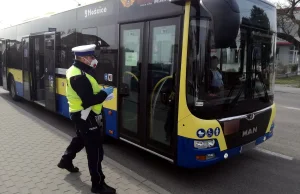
[0,0,277,168]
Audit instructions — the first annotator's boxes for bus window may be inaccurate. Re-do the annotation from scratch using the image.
[120,27,142,134]
[186,2,275,120]
[34,36,45,102]
[81,28,98,47]
[1,40,7,89]
[82,28,97,37]
[97,26,118,86]
[78,26,117,86]
[0,40,2,86]
[22,37,31,100]
[7,40,20,70]
[60,29,76,69]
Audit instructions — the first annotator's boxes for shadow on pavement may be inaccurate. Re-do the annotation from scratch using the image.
[64,172,92,194]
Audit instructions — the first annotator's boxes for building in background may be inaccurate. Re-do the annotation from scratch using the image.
[276,7,300,75]
[277,39,298,65]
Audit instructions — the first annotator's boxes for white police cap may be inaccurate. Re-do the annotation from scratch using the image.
[72,44,96,56]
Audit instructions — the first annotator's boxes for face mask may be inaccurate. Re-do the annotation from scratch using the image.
[90,59,98,68]
[84,57,98,68]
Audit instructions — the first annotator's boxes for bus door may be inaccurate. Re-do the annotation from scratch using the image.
[31,34,45,106]
[119,17,181,158]
[21,37,32,100]
[0,39,4,86]
[44,32,58,112]
[1,39,8,89]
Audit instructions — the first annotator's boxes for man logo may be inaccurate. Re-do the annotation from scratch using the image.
[242,127,258,137]
[246,113,255,121]
[121,0,135,7]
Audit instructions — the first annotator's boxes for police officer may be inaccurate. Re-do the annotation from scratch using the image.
[57,44,116,194]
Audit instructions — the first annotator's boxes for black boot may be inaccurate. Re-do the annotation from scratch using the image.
[91,182,116,194]
[57,159,79,173]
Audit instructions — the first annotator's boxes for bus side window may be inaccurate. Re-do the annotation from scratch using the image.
[79,26,117,86]
[97,26,117,86]
[60,28,76,69]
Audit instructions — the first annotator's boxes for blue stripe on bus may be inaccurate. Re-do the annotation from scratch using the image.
[15,81,23,97]
[56,94,118,139]
[177,130,274,168]
[56,94,70,118]
[103,108,118,139]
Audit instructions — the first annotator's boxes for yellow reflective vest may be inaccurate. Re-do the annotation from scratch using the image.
[66,65,103,114]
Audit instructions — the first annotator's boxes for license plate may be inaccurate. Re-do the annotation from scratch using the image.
[240,141,256,153]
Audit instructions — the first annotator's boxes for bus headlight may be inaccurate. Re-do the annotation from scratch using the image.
[194,139,216,149]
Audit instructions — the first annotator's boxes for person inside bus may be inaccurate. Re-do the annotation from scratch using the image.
[57,44,116,194]
[209,56,224,97]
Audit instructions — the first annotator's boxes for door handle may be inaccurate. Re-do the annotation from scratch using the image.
[119,83,129,97]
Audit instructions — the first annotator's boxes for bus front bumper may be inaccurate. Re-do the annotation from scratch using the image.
[177,124,274,168]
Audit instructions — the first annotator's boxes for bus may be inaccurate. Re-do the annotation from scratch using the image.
[0,0,277,168]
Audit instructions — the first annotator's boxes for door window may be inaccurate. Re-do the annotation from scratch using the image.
[44,33,57,111]
[151,25,176,66]
[148,21,178,146]
[120,24,143,136]
[22,37,31,100]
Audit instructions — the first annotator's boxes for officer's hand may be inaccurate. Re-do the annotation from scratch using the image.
[102,87,114,96]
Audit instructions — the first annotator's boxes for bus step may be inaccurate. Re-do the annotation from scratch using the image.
[34,100,46,107]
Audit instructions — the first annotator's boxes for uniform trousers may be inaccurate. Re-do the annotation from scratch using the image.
[62,111,105,184]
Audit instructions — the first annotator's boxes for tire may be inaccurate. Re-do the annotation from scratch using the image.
[9,76,21,101]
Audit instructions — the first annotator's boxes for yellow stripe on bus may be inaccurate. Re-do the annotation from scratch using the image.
[7,68,23,83]
[56,77,117,111]
[177,1,191,122]
[177,1,228,150]
[265,104,276,133]
[102,88,118,111]
[56,78,67,96]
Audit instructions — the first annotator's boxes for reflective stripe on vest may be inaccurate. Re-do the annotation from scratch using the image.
[66,65,103,114]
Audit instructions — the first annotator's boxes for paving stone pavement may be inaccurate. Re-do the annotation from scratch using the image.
[0,89,170,194]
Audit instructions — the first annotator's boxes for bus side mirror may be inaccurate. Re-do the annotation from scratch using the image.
[201,0,240,48]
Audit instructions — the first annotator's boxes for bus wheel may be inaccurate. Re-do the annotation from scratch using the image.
[9,76,20,101]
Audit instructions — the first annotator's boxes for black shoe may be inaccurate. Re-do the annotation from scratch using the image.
[57,159,79,173]
[91,182,116,194]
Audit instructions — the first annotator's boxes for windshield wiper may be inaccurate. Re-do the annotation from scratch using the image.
[224,77,246,110]
[228,83,245,109]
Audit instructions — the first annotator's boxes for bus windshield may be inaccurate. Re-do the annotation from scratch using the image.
[186,0,276,119]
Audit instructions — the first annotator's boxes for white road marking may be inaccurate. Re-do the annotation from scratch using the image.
[277,105,300,111]
[255,148,294,161]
